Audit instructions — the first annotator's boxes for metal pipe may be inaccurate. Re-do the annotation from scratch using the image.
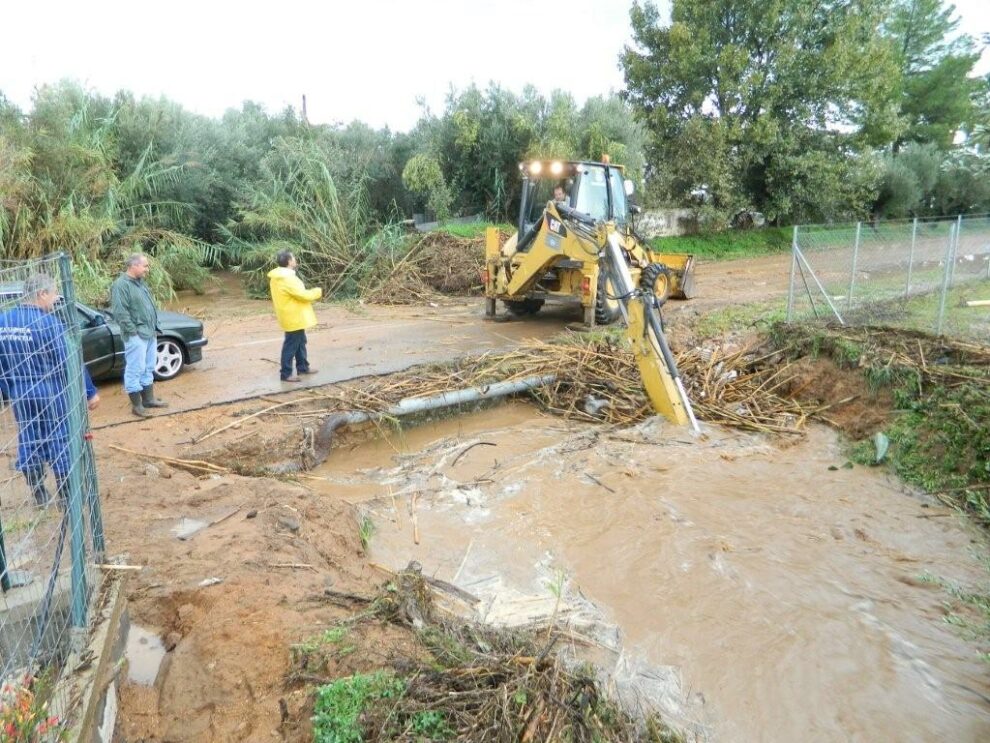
[332,375,559,428]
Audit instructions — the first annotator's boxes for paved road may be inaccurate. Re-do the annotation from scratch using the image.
[89,299,571,426]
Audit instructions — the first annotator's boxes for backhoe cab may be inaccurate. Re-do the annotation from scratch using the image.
[483,159,694,326]
[483,159,700,429]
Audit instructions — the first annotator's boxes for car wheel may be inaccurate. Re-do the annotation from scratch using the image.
[154,338,185,381]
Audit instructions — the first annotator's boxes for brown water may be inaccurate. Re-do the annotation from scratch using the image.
[316,403,990,741]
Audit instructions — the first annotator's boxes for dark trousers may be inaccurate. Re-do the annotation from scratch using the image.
[280,329,310,379]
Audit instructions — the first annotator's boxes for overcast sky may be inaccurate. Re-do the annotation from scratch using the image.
[1,0,987,132]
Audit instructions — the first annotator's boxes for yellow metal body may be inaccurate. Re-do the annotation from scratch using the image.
[625,300,691,426]
[485,207,693,322]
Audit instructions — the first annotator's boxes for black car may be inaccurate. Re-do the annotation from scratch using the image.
[0,288,207,381]
[75,301,208,381]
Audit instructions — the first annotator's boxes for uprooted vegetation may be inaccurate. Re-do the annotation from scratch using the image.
[289,565,684,743]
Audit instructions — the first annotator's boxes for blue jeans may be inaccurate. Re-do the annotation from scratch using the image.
[280,330,309,379]
[123,335,156,393]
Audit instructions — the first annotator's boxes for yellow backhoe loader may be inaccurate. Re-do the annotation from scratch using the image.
[484,158,695,326]
[483,159,699,429]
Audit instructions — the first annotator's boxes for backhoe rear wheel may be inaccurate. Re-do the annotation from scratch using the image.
[503,298,545,316]
[641,263,673,305]
[594,269,622,325]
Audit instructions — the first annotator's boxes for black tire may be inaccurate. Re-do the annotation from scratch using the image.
[503,298,545,316]
[154,337,186,381]
[594,269,622,325]
[640,263,673,306]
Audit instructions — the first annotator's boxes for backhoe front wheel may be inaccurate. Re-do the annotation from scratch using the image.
[641,263,673,305]
[503,298,545,316]
[594,270,622,325]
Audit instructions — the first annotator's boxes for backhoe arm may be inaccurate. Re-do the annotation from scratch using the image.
[601,232,700,431]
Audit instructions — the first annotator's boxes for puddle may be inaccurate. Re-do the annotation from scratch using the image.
[126,624,166,686]
[313,402,990,741]
[171,518,208,541]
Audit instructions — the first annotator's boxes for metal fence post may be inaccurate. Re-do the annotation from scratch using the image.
[949,214,962,287]
[905,217,918,295]
[936,224,956,335]
[57,253,90,631]
[846,222,861,311]
[787,225,799,322]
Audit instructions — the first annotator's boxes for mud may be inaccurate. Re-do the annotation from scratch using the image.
[312,402,990,741]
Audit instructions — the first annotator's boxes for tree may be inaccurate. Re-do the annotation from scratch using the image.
[402,153,452,221]
[885,0,984,150]
[622,0,897,222]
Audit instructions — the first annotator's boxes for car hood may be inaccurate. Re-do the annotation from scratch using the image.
[102,308,202,330]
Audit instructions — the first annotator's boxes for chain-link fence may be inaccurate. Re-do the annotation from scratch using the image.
[787,215,990,341]
[0,254,105,737]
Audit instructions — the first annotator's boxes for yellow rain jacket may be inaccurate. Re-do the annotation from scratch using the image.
[268,267,323,332]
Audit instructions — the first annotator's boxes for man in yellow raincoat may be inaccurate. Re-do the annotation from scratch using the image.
[268,251,323,382]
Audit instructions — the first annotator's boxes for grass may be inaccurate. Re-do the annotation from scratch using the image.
[773,324,990,525]
[693,300,788,338]
[849,381,990,521]
[291,627,354,661]
[434,221,511,239]
[312,671,407,743]
[651,226,792,261]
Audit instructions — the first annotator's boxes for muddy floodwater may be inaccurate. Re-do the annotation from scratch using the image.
[315,402,990,741]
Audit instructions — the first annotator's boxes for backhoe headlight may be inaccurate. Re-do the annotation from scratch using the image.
[550,161,563,175]
[529,161,543,175]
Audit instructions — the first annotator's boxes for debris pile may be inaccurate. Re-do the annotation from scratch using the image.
[197,335,816,466]
[299,565,683,742]
[363,231,494,304]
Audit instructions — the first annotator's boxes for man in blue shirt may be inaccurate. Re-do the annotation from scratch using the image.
[0,274,100,507]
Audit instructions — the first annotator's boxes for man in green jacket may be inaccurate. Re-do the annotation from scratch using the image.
[268,250,322,382]
[110,253,168,417]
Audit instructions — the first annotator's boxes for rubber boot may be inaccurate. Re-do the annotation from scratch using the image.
[141,385,169,409]
[24,467,51,507]
[129,391,150,418]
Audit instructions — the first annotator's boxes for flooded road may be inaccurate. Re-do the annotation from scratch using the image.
[88,254,796,427]
[315,403,990,741]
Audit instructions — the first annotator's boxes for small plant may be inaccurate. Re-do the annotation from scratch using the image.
[0,675,62,742]
[312,672,406,743]
[358,516,376,551]
[410,709,452,739]
[544,568,568,641]
[291,627,353,662]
